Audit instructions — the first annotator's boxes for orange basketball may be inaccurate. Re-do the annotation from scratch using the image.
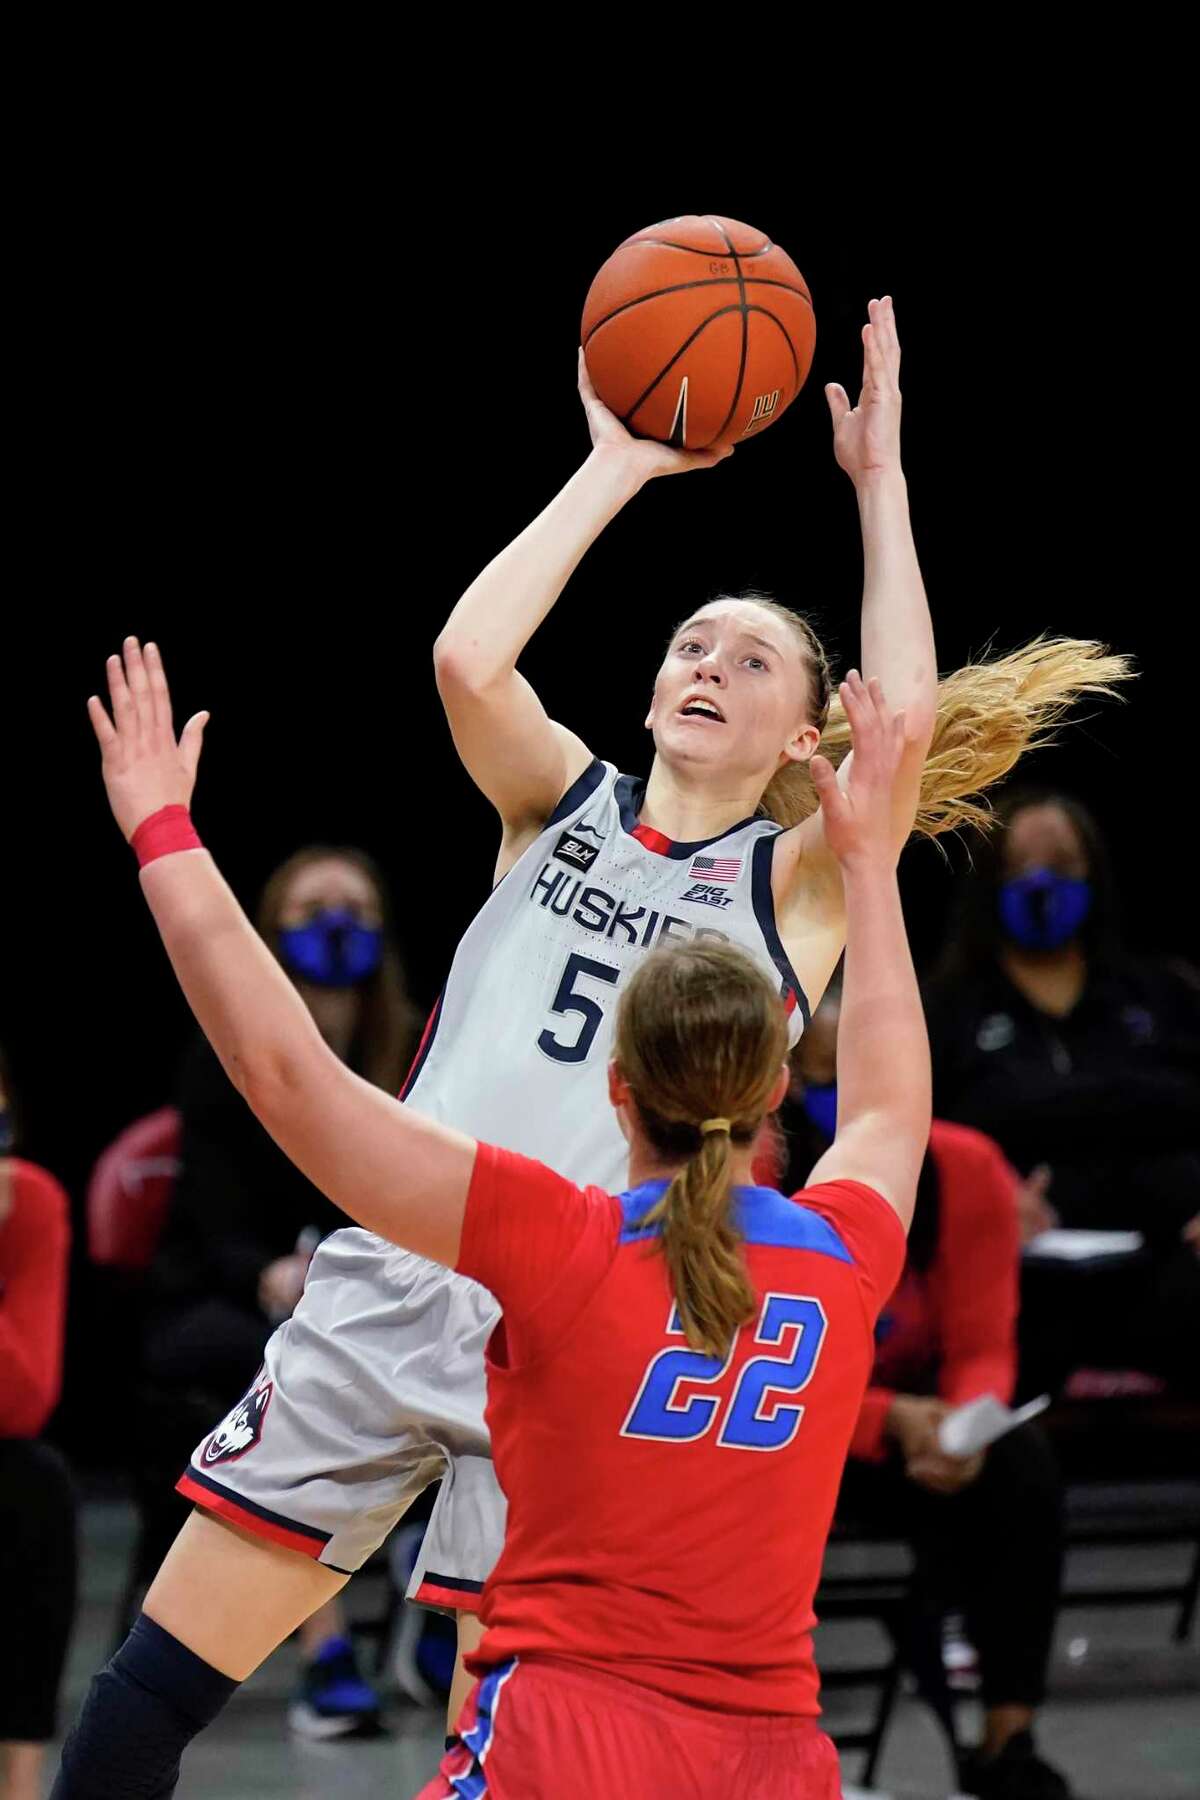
[581,215,815,452]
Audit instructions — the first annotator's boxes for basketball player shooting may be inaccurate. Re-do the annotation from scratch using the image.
[81,639,924,1800]
[54,296,1127,1798]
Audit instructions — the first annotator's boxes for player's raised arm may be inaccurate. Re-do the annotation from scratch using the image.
[89,640,477,1269]
[433,353,731,853]
[786,298,936,883]
[806,671,931,1227]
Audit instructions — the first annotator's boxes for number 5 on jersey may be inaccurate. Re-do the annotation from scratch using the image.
[621,1293,828,1452]
[537,953,620,1064]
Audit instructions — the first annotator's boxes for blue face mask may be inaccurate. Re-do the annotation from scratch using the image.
[998,868,1092,952]
[802,1081,838,1139]
[278,910,384,988]
[0,1109,13,1154]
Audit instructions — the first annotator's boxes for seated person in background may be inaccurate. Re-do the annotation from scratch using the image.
[922,789,1200,1398]
[0,1045,77,1800]
[784,989,1072,1800]
[144,846,422,1740]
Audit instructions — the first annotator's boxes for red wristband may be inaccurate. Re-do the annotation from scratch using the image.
[131,805,204,868]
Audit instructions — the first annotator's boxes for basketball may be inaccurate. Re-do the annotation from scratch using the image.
[581,215,815,452]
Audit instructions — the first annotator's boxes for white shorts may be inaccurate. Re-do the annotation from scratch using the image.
[178,1227,504,1603]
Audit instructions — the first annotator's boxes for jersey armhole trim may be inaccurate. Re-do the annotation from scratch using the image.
[399,990,445,1101]
[751,834,811,1027]
[545,757,609,829]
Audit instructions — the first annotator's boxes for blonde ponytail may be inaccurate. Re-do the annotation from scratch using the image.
[759,632,1134,837]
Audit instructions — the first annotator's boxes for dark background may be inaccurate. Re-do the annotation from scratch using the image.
[5,126,1193,1459]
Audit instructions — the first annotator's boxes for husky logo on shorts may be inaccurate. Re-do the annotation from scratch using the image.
[200,1379,273,1467]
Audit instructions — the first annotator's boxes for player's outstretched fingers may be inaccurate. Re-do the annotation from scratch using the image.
[179,710,210,782]
[87,692,117,753]
[106,652,138,742]
[863,679,901,764]
[143,641,173,739]
[825,382,851,428]
[862,319,885,382]
[809,752,841,811]
[123,637,156,738]
[850,671,887,760]
[880,295,901,367]
[841,670,873,734]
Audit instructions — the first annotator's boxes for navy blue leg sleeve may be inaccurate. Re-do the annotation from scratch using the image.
[52,1613,239,1798]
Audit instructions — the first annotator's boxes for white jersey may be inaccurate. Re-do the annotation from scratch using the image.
[404,759,809,1191]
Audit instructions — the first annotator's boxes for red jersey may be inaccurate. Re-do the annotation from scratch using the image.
[0,1158,71,1438]
[456,1143,906,1716]
[852,1120,1018,1460]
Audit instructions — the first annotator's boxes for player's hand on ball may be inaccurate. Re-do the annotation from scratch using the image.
[578,348,733,482]
[825,296,902,485]
[88,638,208,841]
[809,671,906,871]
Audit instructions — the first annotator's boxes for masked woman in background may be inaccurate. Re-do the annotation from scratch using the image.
[923,789,1200,1400]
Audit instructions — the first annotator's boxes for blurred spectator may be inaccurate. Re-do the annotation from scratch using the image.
[923,790,1200,1398]
[138,846,422,1740]
[784,992,1073,1800]
[0,1044,77,1800]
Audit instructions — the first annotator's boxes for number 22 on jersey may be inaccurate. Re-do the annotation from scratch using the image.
[621,1293,828,1452]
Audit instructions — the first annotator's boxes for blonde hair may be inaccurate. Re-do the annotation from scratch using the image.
[693,595,1134,837]
[615,941,789,1359]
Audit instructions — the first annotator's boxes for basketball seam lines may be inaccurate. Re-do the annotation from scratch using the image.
[582,278,812,349]
[710,216,749,446]
[627,238,775,260]
[617,304,803,447]
[618,307,746,441]
[746,306,801,390]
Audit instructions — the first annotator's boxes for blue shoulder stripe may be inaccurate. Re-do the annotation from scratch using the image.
[546,757,608,829]
[619,1181,852,1264]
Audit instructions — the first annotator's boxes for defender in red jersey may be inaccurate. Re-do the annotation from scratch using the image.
[79,647,927,1798]
[449,1147,903,1719]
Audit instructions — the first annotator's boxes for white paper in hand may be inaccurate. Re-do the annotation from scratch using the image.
[937,1392,1051,1458]
[1024,1229,1143,1262]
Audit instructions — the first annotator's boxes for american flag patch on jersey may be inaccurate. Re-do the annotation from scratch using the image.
[688,854,743,885]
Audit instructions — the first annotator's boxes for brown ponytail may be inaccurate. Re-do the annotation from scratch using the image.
[615,942,789,1359]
